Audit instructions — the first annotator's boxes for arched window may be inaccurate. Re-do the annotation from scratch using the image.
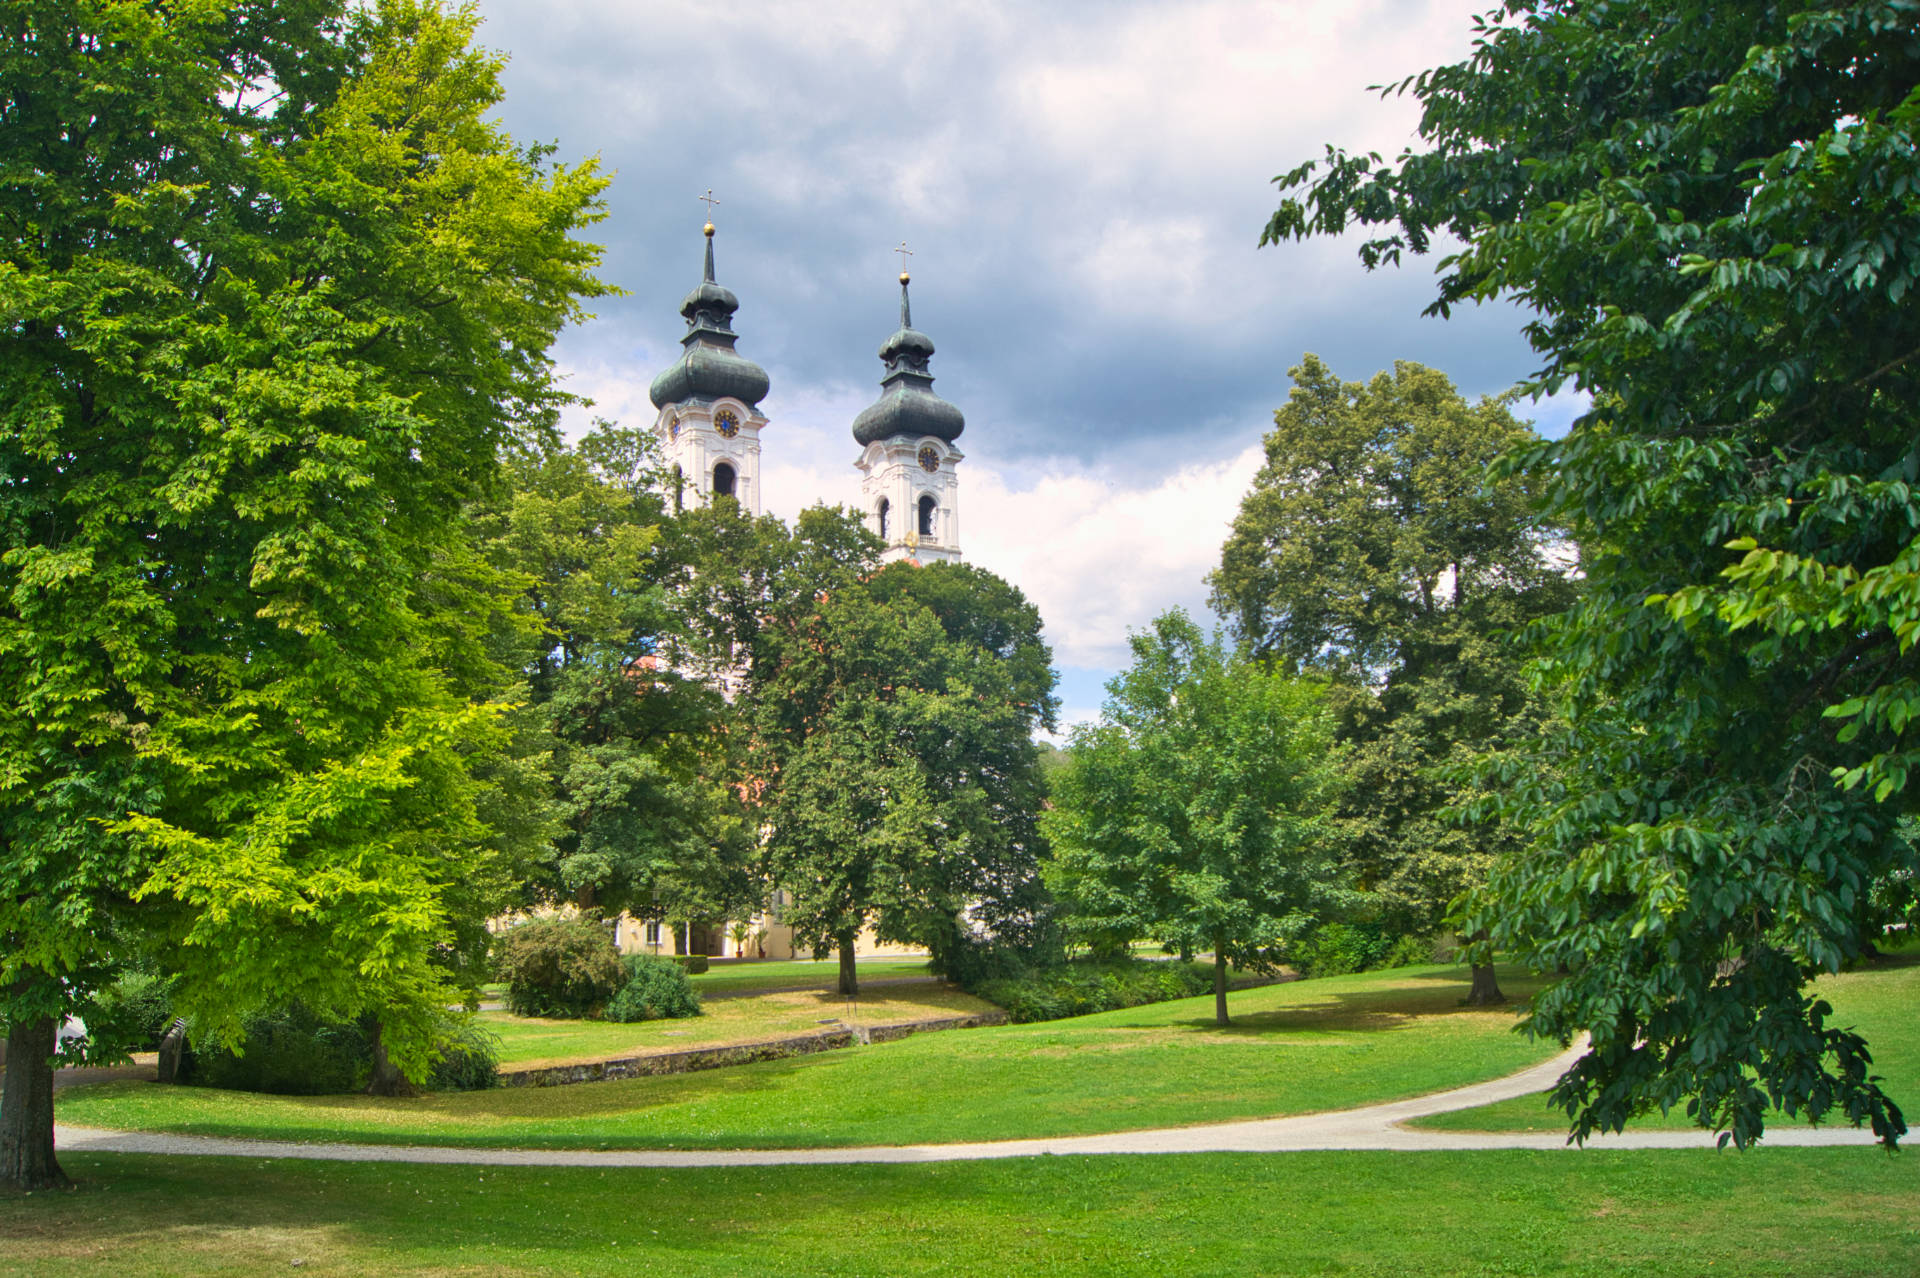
[918,493,936,539]
[712,461,736,500]
[876,497,890,540]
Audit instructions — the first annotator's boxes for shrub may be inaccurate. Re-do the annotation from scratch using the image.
[1291,923,1392,978]
[1382,933,1437,970]
[185,1006,499,1095]
[672,953,710,975]
[427,1012,501,1091]
[974,959,1211,1024]
[496,915,624,1018]
[186,1004,373,1095]
[604,955,703,1022]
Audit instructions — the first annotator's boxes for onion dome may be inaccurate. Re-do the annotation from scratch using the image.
[648,224,771,409]
[851,274,965,447]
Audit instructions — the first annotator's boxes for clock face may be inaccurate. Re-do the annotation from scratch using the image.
[714,408,740,439]
[918,445,940,472]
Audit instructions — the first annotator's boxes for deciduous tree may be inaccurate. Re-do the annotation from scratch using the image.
[1265,0,1919,1146]
[0,0,607,1186]
[1042,611,1344,1026]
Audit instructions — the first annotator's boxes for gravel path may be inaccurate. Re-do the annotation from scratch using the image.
[50,1038,1881,1165]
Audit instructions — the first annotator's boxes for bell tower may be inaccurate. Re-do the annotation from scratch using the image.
[851,264,964,565]
[648,210,772,515]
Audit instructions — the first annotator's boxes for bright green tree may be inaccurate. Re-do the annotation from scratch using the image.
[1042,611,1344,1026]
[0,0,607,1187]
[1265,0,1918,1146]
[1210,355,1574,1002]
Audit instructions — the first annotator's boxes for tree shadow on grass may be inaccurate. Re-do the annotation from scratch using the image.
[1094,965,1542,1039]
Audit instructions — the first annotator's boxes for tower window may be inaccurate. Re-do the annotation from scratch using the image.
[713,461,736,500]
[918,494,936,539]
[877,497,890,541]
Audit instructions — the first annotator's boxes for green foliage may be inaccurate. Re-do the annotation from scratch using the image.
[692,508,1061,983]
[472,423,754,926]
[187,1006,374,1097]
[80,971,178,1060]
[604,955,703,1023]
[185,1006,498,1095]
[1211,357,1575,936]
[1289,923,1437,979]
[973,960,1212,1024]
[496,916,624,1019]
[0,0,611,1153]
[1267,0,1920,1146]
[671,955,711,976]
[1041,610,1346,1017]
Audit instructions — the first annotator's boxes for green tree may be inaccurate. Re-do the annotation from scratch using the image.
[1264,0,1918,1146]
[1042,611,1344,1025]
[475,424,754,933]
[705,508,1059,995]
[1210,355,1574,1002]
[0,0,607,1187]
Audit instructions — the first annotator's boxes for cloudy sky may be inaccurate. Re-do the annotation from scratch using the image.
[470,0,1580,733]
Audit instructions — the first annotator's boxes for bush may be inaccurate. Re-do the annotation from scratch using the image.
[975,959,1211,1024]
[604,955,703,1023]
[185,1006,499,1095]
[672,953,710,975]
[186,1004,373,1095]
[427,1012,501,1091]
[1382,933,1437,970]
[1291,924,1438,978]
[496,915,624,1018]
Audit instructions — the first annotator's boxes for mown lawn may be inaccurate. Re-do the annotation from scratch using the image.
[5,1148,1917,1277]
[55,964,1553,1150]
[483,981,992,1069]
[686,956,932,997]
[1415,946,1920,1135]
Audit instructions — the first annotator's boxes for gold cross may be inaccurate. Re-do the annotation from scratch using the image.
[894,240,913,274]
[699,189,720,221]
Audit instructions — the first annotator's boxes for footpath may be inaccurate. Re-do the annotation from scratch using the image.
[50,1040,1879,1167]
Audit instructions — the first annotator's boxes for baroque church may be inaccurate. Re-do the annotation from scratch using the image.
[646,220,966,565]
[619,221,969,960]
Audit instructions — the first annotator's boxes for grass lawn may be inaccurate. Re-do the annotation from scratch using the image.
[483,981,994,1069]
[1415,946,1920,1135]
[686,956,932,997]
[53,964,1555,1150]
[5,1148,1918,1276]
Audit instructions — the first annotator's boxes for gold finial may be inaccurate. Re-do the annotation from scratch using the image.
[699,188,720,235]
[705,223,716,237]
[894,240,913,281]
[899,271,910,284]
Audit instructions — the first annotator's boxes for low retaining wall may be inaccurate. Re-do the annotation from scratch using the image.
[497,1010,1007,1089]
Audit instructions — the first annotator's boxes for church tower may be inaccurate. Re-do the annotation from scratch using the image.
[649,220,772,514]
[852,270,964,564]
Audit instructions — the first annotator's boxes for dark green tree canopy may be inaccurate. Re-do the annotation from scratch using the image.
[1212,356,1573,940]
[1267,0,1919,1147]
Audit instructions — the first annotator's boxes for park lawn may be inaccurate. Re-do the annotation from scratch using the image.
[1415,946,1920,1135]
[483,981,993,1068]
[686,956,932,997]
[5,1148,1918,1277]
[54,964,1555,1150]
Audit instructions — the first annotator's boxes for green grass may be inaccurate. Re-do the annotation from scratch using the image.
[1415,947,1920,1134]
[686,956,932,997]
[54,964,1555,1150]
[6,1148,1918,1276]
[483,981,992,1068]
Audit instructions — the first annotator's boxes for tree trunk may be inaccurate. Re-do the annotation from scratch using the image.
[1,1014,69,1191]
[1464,931,1506,1006]
[837,931,858,997]
[1213,933,1230,1027]
[365,1019,419,1098]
